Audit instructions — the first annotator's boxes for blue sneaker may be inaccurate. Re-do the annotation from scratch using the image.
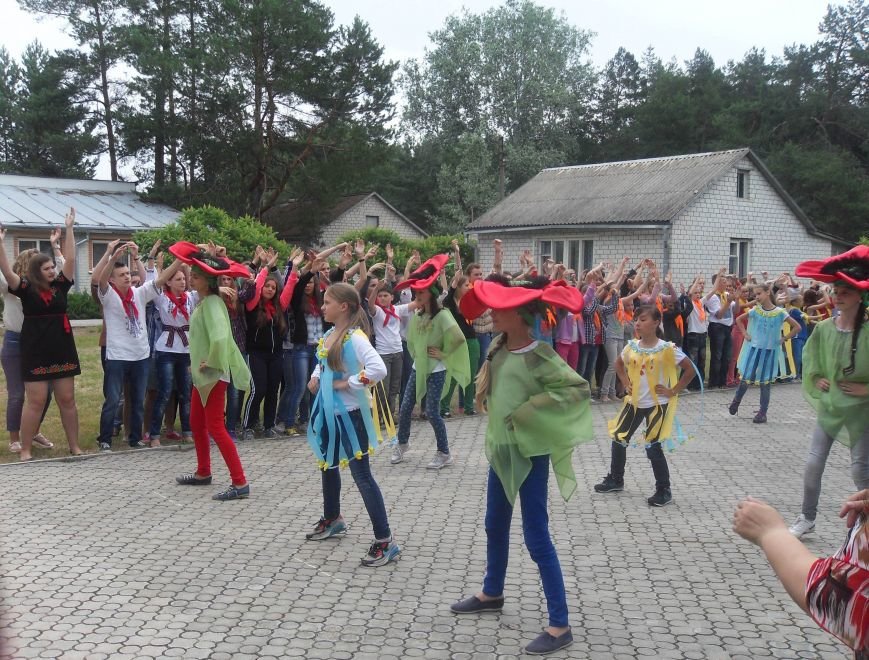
[361,538,401,567]
[305,517,347,541]
[211,484,250,501]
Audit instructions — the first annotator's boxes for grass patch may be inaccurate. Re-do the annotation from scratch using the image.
[0,327,110,463]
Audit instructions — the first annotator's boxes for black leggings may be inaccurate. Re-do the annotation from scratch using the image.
[243,350,283,431]
[609,404,671,489]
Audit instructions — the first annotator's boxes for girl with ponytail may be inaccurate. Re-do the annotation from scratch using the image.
[789,246,869,540]
[304,283,399,568]
[449,276,593,656]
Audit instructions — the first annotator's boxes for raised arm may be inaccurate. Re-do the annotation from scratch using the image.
[492,239,503,275]
[451,239,462,277]
[0,226,19,290]
[61,208,76,281]
[154,256,184,289]
[246,267,269,312]
[97,239,128,293]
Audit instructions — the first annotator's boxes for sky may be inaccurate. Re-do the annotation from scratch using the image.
[0,0,833,180]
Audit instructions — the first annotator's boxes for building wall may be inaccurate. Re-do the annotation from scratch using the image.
[318,196,425,247]
[468,227,665,277]
[670,157,836,285]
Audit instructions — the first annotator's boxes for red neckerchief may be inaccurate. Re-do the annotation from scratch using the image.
[264,299,276,321]
[376,303,399,327]
[38,288,54,306]
[165,289,189,321]
[110,283,139,322]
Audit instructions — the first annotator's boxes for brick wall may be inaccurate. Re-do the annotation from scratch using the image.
[318,196,425,247]
[669,157,837,285]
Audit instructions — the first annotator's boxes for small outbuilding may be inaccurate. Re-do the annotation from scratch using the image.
[466,148,850,283]
[0,174,180,291]
[264,192,427,247]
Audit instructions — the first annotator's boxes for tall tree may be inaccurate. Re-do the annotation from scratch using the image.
[18,0,125,180]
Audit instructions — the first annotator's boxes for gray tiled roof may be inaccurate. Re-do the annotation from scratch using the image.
[468,148,752,230]
[0,174,179,232]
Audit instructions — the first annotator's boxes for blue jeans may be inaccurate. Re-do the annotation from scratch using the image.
[732,380,771,414]
[321,409,391,540]
[284,344,317,426]
[707,322,732,387]
[577,344,599,386]
[397,369,448,453]
[684,332,707,390]
[477,332,493,371]
[400,340,413,398]
[1,331,52,432]
[149,351,192,437]
[99,358,149,445]
[483,456,568,628]
[792,337,805,378]
[225,351,248,437]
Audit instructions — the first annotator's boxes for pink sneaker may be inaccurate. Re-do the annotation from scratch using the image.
[164,431,181,441]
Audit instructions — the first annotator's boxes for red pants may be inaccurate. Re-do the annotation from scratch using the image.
[191,381,246,486]
[727,327,744,387]
[555,341,579,371]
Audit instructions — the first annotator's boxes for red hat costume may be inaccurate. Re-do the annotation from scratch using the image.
[795,245,869,291]
[168,241,251,279]
[459,278,584,320]
[393,254,450,292]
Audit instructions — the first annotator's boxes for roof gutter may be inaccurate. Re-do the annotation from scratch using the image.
[467,223,670,234]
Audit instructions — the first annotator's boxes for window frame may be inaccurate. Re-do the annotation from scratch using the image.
[16,238,54,256]
[365,214,380,228]
[736,169,749,199]
[729,239,750,278]
[92,240,131,270]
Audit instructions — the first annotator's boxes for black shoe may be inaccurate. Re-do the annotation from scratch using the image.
[176,472,213,485]
[450,595,504,614]
[647,488,673,507]
[526,630,574,655]
[129,441,148,449]
[753,412,767,424]
[98,442,112,452]
[594,474,624,493]
[441,411,451,418]
[728,400,739,416]
[464,410,477,416]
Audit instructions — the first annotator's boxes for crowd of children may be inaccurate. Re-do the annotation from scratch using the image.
[3,210,869,655]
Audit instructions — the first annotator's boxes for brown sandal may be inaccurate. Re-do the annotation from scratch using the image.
[32,434,54,449]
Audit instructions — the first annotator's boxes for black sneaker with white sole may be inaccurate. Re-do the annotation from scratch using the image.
[647,487,673,507]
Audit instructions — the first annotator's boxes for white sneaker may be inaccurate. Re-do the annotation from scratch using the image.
[390,443,409,464]
[789,514,815,539]
[427,451,454,470]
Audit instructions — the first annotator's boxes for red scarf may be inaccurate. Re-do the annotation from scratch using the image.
[111,283,139,322]
[264,299,276,321]
[377,303,399,327]
[38,288,54,306]
[165,289,189,321]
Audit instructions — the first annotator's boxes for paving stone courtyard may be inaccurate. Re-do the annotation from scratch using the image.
[0,383,856,659]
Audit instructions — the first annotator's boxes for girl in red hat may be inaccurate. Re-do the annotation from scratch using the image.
[448,274,593,655]
[390,254,470,470]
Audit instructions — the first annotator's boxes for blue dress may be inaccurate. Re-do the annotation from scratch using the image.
[737,306,789,385]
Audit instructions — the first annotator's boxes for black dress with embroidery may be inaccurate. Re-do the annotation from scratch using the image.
[10,273,81,381]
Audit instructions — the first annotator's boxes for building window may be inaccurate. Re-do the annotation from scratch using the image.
[581,240,594,272]
[729,239,750,278]
[365,215,380,228]
[17,239,54,255]
[736,169,749,199]
[92,241,131,269]
[568,240,580,273]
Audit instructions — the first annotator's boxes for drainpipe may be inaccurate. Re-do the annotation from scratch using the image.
[74,233,89,294]
[661,224,672,276]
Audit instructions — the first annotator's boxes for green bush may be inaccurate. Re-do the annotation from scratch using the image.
[336,228,476,276]
[66,292,102,320]
[134,206,291,263]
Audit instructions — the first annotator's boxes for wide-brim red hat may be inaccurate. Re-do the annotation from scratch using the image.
[168,241,251,279]
[459,279,584,320]
[795,245,869,290]
[393,253,450,292]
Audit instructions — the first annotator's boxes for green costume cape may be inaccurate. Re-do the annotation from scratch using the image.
[406,309,470,403]
[189,294,252,401]
[802,318,869,447]
[486,341,593,504]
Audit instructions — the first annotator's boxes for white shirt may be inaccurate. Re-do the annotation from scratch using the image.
[686,298,709,334]
[311,331,388,411]
[153,290,200,353]
[99,280,160,360]
[705,293,735,327]
[371,304,403,355]
[622,339,687,409]
[396,302,413,341]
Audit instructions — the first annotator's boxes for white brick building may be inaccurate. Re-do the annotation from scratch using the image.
[466,149,849,284]
[0,174,179,292]
[265,192,426,247]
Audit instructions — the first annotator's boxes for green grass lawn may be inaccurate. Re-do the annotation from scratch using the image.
[0,327,108,463]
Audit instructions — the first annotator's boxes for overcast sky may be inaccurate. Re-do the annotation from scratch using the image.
[0,0,832,179]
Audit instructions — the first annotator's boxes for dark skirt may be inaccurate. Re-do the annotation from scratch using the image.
[21,314,81,382]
